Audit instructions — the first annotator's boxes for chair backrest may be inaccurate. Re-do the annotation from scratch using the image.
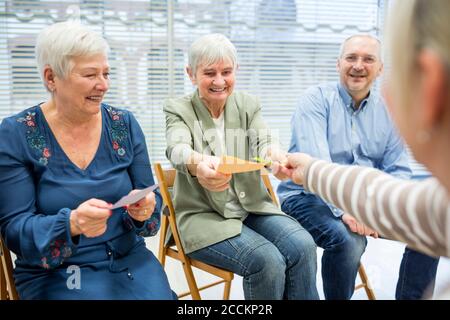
[154,164,184,263]
[0,236,19,300]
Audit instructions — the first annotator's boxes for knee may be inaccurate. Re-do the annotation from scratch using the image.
[287,229,317,266]
[333,232,367,261]
[246,243,286,281]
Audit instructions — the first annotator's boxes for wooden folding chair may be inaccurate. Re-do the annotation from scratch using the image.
[261,171,376,300]
[0,236,19,300]
[155,163,234,300]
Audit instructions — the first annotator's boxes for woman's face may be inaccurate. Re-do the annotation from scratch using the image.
[189,59,235,108]
[54,54,110,116]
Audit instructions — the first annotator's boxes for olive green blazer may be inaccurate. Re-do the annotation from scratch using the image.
[164,90,286,254]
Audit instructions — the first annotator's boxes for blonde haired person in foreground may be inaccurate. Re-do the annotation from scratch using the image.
[274,0,450,299]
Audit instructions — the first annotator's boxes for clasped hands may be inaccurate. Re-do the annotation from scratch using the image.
[70,190,156,238]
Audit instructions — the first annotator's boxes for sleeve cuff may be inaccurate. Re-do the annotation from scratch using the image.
[40,208,77,269]
[122,209,161,237]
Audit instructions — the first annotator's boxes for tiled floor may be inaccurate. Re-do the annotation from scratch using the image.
[147,235,450,300]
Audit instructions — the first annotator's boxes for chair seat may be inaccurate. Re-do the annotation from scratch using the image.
[166,247,234,281]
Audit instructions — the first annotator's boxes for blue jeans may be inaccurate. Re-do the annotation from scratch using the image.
[282,194,367,300]
[396,247,440,299]
[188,214,319,300]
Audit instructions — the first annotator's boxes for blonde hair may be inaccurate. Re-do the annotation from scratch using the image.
[386,0,450,108]
[188,33,237,76]
[35,21,110,91]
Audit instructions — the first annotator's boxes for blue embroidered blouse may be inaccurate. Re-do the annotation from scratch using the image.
[0,103,173,299]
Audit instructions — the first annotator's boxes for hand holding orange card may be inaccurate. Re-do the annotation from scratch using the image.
[216,155,265,174]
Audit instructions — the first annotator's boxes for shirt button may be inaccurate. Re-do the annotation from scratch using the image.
[127,272,134,280]
[107,251,112,256]
[239,191,246,198]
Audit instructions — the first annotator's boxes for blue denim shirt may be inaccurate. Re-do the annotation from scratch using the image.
[277,82,412,217]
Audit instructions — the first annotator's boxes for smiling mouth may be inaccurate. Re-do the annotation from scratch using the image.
[86,96,103,102]
[349,74,366,79]
[209,87,227,93]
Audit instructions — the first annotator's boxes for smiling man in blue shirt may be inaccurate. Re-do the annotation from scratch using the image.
[278,34,438,300]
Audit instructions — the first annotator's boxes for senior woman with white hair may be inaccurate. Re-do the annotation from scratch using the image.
[164,33,319,300]
[0,21,174,299]
[275,0,450,298]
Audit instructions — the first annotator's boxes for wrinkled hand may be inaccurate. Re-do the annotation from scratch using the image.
[70,199,112,238]
[126,190,156,222]
[197,155,231,192]
[342,213,379,238]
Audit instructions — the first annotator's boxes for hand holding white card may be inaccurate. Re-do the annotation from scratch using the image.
[111,184,159,209]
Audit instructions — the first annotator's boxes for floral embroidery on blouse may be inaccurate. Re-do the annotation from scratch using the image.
[40,239,72,269]
[122,212,160,237]
[143,215,160,237]
[106,105,127,157]
[17,111,51,165]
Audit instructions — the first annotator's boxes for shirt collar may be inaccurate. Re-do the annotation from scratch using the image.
[337,82,372,112]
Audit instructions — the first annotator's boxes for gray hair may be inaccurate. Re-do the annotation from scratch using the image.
[188,33,238,76]
[386,0,450,108]
[338,34,383,62]
[35,21,110,90]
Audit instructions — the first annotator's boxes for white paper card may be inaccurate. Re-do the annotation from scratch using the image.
[111,184,159,209]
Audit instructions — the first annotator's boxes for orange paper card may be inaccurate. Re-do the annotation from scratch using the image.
[216,155,265,174]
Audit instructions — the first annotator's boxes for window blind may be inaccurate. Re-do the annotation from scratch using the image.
[1,0,426,176]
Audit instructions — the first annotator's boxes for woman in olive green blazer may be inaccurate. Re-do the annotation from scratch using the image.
[163,33,319,300]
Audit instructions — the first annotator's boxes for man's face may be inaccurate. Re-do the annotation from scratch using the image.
[337,36,383,101]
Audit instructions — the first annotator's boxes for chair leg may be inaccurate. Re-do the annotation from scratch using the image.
[158,214,169,266]
[223,280,232,300]
[0,259,7,300]
[181,261,201,300]
[358,264,376,300]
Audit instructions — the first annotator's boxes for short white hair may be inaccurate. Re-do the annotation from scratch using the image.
[338,34,383,62]
[188,33,237,75]
[35,21,110,89]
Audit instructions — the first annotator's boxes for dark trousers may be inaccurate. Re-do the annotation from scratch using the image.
[396,247,439,299]
[282,193,366,300]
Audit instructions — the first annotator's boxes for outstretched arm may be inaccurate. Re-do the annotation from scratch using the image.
[285,153,448,257]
